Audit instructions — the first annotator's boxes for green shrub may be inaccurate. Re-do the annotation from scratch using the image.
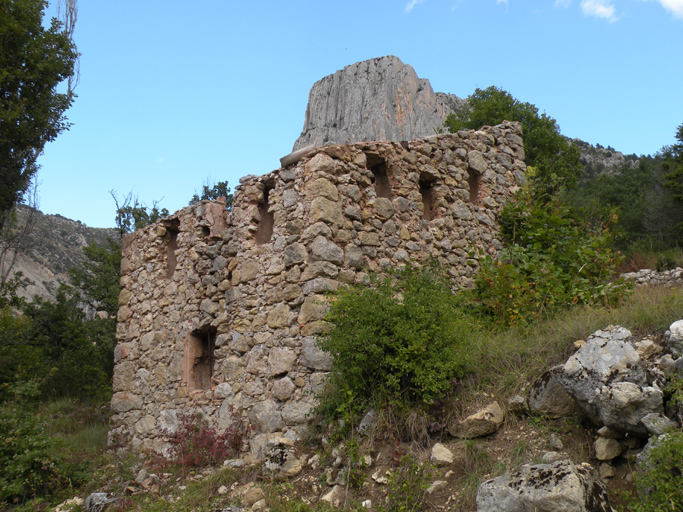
[316,265,473,419]
[469,185,630,326]
[630,431,683,512]
[0,382,85,504]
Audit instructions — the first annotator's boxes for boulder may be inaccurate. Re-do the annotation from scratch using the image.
[560,325,663,435]
[476,460,613,512]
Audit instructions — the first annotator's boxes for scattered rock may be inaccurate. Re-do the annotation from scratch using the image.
[426,480,448,494]
[450,402,504,438]
[430,443,454,465]
[84,493,117,512]
[598,463,616,479]
[594,437,623,461]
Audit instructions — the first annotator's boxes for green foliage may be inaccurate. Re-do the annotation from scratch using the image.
[69,237,122,317]
[316,265,472,419]
[629,431,683,512]
[380,454,432,512]
[445,86,581,194]
[111,190,169,236]
[189,179,233,209]
[469,186,629,326]
[0,382,86,504]
[663,122,683,202]
[17,289,112,399]
[0,0,78,229]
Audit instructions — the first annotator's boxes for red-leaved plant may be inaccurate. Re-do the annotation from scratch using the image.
[149,407,248,475]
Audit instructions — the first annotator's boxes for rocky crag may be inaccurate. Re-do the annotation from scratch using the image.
[2,205,117,302]
[292,55,464,151]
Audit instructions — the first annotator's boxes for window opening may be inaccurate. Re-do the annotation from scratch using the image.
[256,185,274,244]
[467,169,480,206]
[365,152,392,199]
[419,179,436,221]
[164,219,180,278]
[183,330,215,391]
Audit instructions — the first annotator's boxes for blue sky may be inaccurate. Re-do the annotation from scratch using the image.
[37,0,683,228]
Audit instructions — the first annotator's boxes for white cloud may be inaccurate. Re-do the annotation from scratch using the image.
[654,0,683,19]
[497,0,508,6]
[405,0,426,13]
[580,0,618,21]
[554,0,572,7]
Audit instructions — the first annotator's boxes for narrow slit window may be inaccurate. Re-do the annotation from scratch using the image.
[165,220,180,278]
[467,169,480,206]
[419,179,436,221]
[256,186,274,244]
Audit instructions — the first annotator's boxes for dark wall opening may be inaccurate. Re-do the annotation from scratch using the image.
[189,330,215,391]
[164,219,180,278]
[419,179,436,221]
[365,152,392,199]
[256,185,274,245]
[467,169,480,206]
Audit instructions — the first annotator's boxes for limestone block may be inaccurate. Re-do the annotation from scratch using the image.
[298,295,329,324]
[373,197,394,219]
[268,347,296,376]
[239,260,260,283]
[283,188,298,208]
[310,236,344,265]
[111,392,142,413]
[358,231,380,246]
[284,243,307,267]
[468,150,487,175]
[249,399,283,432]
[112,361,136,392]
[307,177,340,201]
[272,377,296,400]
[282,400,313,425]
[306,153,337,175]
[301,338,333,371]
[267,303,291,329]
[310,197,343,226]
[345,244,364,268]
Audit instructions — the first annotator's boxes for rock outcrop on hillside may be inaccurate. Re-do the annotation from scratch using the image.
[1,206,117,302]
[292,56,464,150]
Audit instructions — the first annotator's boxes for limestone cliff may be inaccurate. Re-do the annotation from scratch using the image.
[293,56,464,150]
[2,206,117,302]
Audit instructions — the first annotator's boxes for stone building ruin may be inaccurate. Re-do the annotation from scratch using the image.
[110,122,526,454]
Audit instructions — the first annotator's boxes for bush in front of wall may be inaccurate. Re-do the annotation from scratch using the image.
[316,264,473,421]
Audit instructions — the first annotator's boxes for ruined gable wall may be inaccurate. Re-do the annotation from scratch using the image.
[110,122,526,454]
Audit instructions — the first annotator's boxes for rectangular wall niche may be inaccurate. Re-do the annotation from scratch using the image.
[467,169,480,206]
[256,185,274,245]
[419,179,436,221]
[365,152,392,199]
[164,219,180,278]
[182,330,216,391]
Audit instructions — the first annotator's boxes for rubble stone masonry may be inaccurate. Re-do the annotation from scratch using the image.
[110,122,526,454]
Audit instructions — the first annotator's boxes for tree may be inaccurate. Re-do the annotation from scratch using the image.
[445,86,582,194]
[110,190,169,237]
[0,0,79,231]
[189,179,233,208]
[663,123,683,202]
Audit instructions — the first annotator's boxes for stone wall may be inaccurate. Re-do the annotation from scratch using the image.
[110,122,526,454]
